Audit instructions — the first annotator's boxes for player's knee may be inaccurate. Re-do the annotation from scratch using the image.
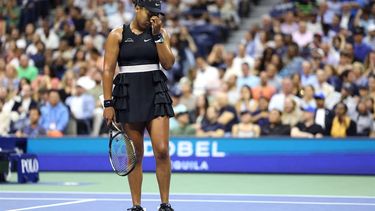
[155,144,169,161]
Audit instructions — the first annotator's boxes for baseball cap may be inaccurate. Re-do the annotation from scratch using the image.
[314,93,325,100]
[303,106,316,113]
[137,0,164,15]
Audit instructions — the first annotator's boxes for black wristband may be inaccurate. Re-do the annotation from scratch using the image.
[152,33,163,41]
[104,100,114,108]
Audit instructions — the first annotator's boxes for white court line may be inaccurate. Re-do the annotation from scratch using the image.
[1,190,375,199]
[5,199,96,211]
[1,197,375,206]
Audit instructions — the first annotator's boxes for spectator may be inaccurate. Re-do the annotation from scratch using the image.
[251,71,276,101]
[281,97,302,127]
[353,27,372,62]
[236,62,259,89]
[36,19,59,50]
[193,57,221,96]
[232,111,260,138]
[315,69,335,100]
[300,85,317,109]
[251,96,270,128]
[65,79,95,135]
[233,44,255,72]
[313,93,334,133]
[16,107,46,137]
[0,99,11,136]
[196,106,225,137]
[261,109,291,136]
[170,107,196,137]
[16,54,38,82]
[40,90,69,136]
[265,63,282,91]
[214,92,239,135]
[224,74,239,105]
[329,102,357,138]
[235,85,257,115]
[1,64,20,93]
[291,107,325,138]
[269,77,300,111]
[292,21,313,48]
[300,60,318,87]
[191,94,209,126]
[352,100,373,136]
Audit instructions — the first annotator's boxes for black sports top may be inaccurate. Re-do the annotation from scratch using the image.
[117,24,159,66]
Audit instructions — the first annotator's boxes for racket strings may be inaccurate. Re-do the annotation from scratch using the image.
[110,132,137,176]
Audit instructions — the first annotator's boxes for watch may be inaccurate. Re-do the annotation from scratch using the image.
[153,33,164,44]
[103,99,114,108]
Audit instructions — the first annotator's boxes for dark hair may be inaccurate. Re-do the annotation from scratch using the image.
[29,107,41,115]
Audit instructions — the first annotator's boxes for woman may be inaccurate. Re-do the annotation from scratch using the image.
[329,102,357,137]
[232,110,260,138]
[102,0,175,210]
[235,85,258,115]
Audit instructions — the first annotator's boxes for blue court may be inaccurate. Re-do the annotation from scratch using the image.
[1,191,375,211]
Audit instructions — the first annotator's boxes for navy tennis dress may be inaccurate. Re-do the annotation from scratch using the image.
[112,24,174,123]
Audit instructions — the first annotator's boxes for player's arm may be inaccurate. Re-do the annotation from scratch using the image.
[103,28,122,124]
[151,16,175,70]
[103,28,122,101]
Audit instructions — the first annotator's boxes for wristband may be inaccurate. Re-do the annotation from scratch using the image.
[104,99,114,108]
[153,33,164,43]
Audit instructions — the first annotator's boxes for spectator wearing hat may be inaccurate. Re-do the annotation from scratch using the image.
[364,24,375,49]
[232,110,260,138]
[170,107,195,137]
[291,106,325,138]
[65,78,95,135]
[261,109,291,136]
[328,102,357,137]
[40,89,69,136]
[314,93,334,133]
[353,26,372,62]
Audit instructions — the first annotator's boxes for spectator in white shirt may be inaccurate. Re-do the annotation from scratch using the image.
[292,21,313,48]
[36,20,59,50]
[193,57,221,96]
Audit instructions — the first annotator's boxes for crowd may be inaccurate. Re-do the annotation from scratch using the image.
[0,0,374,138]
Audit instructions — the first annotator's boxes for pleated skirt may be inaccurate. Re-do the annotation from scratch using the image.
[112,70,175,123]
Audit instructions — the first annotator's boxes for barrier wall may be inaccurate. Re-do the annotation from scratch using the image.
[24,137,375,175]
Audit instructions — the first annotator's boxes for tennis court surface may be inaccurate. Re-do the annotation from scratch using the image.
[1,172,375,211]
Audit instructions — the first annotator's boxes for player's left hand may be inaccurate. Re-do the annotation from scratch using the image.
[150,16,162,35]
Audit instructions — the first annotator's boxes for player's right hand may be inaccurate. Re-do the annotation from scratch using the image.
[103,107,115,125]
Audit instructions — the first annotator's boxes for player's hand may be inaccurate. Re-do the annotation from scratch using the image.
[103,107,115,125]
[150,16,162,35]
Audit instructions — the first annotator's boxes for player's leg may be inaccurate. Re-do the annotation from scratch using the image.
[146,116,171,204]
[124,122,146,206]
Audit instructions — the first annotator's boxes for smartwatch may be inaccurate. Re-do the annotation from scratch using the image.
[104,99,114,108]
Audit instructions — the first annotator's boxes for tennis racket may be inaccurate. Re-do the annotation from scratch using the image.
[108,122,137,176]
[100,95,137,176]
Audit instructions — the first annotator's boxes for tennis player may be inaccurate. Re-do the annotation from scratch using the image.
[102,0,175,210]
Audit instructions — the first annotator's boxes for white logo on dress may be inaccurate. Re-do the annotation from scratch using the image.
[155,3,160,6]
[124,38,134,43]
[144,39,152,42]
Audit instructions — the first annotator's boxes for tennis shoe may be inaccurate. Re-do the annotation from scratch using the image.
[158,203,174,211]
[127,205,144,211]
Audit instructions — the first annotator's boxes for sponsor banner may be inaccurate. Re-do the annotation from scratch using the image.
[25,137,375,174]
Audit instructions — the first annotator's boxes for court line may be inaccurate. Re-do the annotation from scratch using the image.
[1,197,375,206]
[1,190,375,199]
[5,199,96,211]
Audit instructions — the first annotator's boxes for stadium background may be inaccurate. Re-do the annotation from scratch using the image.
[1,0,375,210]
